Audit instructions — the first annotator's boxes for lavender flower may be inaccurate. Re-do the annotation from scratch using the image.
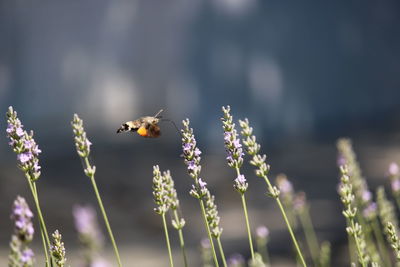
[293,191,306,214]
[276,174,293,195]
[51,230,67,267]
[388,163,400,195]
[338,165,369,266]
[204,189,223,238]
[234,174,248,194]
[21,248,35,265]
[71,114,96,177]
[8,196,35,267]
[181,119,202,180]
[256,226,269,240]
[363,202,377,220]
[11,196,34,242]
[227,253,245,267]
[73,204,104,250]
[6,106,42,181]
[153,165,171,215]
[222,106,244,169]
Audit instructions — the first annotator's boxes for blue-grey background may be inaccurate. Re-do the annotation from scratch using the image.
[1,1,400,266]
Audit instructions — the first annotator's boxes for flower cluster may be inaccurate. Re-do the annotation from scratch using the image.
[189,178,208,199]
[51,230,66,267]
[222,106,244,169]
[73,205,110,267]
[71,114,92,158]
[239,118,279,198]
[9,196,35,267]
[153,165,171,215]
[386,221,400,261]
[181,119,202,179]
[73,204,104,250]
[11,196,34,242]
[338,165,369,265]
[293,191,306,214]
[377,187,399,236]
[234,174,248,194]
[163,170,185,230]
[6,106,42,181]
[227,253,245,267]
[388,163,400,195]
[204,189,223,238]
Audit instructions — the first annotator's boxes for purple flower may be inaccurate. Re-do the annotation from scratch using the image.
[16,127,24,137]
[362,190,372,203]
[337,154,346,167]
[11,196,34,242]
[236,174,246,184]
[234,174,248,194]
[222,106,244,169]
[194,147,202,156]
[6,107,42,181]
[183,143,191,153]
[200,238,211,249]
[256,225,269,239]
[227,253,245,266]
[181,119,203,181]
[188,160,196,170]
[389,162,399,177]
[73,205,103,245]
[276,175,293,194]
[293,191,306,212]
[363,202,377,219]
[392,179,400,193]
[17,152,32,163]
[199,178,207,189]
[21,248,34,263]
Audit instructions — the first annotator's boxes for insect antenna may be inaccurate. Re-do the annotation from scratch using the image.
[154,109,164,118]
[161,118,183,137]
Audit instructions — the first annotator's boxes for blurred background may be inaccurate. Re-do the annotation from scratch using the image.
[1,0,400,266]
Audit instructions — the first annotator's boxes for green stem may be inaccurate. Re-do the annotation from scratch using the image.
[241,194,255,260]
[84,158,122,267]
[350,219,367,267]
[162,213,174,267]
[26,176,53,267]
[262,175,307,267]
[199,199,220,267]
[276,198,307,267]
[216,237,227,267]
[299,207,320,266]
[234,167,255,260]
[172,210,188,267]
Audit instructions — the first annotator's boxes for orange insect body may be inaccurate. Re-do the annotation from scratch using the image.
[116,110,163,138]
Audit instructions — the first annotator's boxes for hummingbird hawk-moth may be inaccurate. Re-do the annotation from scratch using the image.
[116,109,163,138]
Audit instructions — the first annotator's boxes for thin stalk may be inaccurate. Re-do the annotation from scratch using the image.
[276,198,307,267]
[299,207,320,266]
[235,168,255,260]
[172,210,188,267]
[84,158,122,267]
[216,237,227,267]
[370,218,391,266]
[350,220,367,267]
[199,199,220,267]
[162,213,174,267]
[262,175,307,267]
[26,176,53,267]
[241,194,255,260]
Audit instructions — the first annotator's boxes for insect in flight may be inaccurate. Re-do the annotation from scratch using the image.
[116,109,179,138]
